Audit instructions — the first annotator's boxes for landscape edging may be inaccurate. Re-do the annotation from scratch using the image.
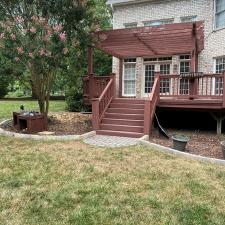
[140,140,225,166]
[0,119,96,141]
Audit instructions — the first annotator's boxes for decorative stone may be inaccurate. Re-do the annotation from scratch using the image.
[38,131,55,135]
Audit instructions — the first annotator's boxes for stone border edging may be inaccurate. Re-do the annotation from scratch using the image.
[0,119,96,141]
[139,139,225,166]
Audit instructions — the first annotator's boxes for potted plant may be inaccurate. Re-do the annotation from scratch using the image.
[172,134,190,151]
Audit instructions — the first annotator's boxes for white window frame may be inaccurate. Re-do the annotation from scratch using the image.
[212,57,225,95]
[143,18,174,27]
[124,22,138,28]
[142,57,173,97]
[122,59,137,97]
[180,15,197,23]
[214,0,225,30]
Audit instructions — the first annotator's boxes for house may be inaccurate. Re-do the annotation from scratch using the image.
[83,0,225,138]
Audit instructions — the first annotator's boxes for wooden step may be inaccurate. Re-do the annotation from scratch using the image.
[107,108,144,114]
[101,118,144,126]
[110,103,145,109]
[97,130,144,138]
[104,112,144,120]
[100,124,143,133]
[112,98,145,104]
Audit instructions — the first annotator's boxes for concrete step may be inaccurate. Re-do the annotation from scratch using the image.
[100,124,143,133]
[110,103,145,109]
[97,130,144,138]
[101,118,144,126]
[112,98,145,104]
[104,112,144,120]
[107,108,144,115]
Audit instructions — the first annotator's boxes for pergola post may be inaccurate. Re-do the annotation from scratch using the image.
[119,58,123,98]
[190,24,199,98]
[88,46,93,74]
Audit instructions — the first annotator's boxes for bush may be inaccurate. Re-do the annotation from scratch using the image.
[0,83,8,98]
[65,86,84,112]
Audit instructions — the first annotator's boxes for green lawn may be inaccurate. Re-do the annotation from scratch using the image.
[1,136,225,225]
[0,100,66,120]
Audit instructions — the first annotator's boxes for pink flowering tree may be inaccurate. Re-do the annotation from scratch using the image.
[0,15,71,115]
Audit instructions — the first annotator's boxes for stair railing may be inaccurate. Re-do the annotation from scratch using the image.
[92,73,116,130]
[144,72,160,135]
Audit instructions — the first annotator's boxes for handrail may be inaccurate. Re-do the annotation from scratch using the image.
[92,74,115,130]
[99,79,113,102]
[144,73,160,135]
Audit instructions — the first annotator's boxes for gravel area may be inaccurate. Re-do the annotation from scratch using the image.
[0,112,92,135]
[150,129,225,159]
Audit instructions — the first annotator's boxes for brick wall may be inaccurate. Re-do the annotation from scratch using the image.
[112,0,225,97]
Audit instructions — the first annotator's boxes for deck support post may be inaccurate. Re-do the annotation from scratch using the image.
[210,112,225,135]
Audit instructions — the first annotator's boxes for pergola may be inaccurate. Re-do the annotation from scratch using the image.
[87,21,204,96]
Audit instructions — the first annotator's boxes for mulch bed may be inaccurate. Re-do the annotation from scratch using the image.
[150,129,225,159]
[0,112,92,135]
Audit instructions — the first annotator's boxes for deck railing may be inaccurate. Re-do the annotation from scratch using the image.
[83,74,111,105]
[144,73,160,135]
[159,72,225,100]
[92,74,116,130]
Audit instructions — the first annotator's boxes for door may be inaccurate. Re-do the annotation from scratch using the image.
[160,63,171,94]
[144,64,155,96]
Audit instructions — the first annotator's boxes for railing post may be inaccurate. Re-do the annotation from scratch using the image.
[223,71,225,108]
[155,72,160,99]
[144,100,151,135]
[92,98,100,130]
[89,73,95,100]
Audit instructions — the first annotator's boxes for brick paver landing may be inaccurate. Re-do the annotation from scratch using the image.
[84,135,139,148]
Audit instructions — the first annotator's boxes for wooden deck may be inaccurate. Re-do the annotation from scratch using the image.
[158,97,223,109]
[83,72,225,137]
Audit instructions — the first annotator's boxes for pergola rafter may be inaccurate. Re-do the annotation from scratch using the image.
[93,21,204,59]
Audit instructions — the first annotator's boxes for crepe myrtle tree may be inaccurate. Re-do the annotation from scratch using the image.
[0,15,73,115]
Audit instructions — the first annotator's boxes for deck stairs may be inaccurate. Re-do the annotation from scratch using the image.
[96,98,146,138]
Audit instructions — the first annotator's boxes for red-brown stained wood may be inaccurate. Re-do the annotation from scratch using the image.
[94,22,204,58]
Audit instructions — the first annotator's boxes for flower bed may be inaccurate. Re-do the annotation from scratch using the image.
[150,129,224,159]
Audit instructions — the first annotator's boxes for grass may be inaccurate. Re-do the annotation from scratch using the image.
[0,100,66,120]
[1,136,225,224]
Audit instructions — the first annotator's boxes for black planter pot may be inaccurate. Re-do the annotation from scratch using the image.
[172,134,190,152]
[220,141,225,159]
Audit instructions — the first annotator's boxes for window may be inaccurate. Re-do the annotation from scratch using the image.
[179,55,191,95]
[215,57,225,94]
[215,57,225,73]
[124,22,137,28]
[143,18,174,27]
[215,0,225,29]
[123,58,136,96]
[180,15,197,23]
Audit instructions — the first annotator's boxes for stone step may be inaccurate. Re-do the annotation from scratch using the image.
[97,130,144,138]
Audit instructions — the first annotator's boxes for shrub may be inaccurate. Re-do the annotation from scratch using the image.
[0,83,8,98]
[65,86,84,112]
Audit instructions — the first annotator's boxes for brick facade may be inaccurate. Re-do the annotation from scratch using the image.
[111,0,225,97]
